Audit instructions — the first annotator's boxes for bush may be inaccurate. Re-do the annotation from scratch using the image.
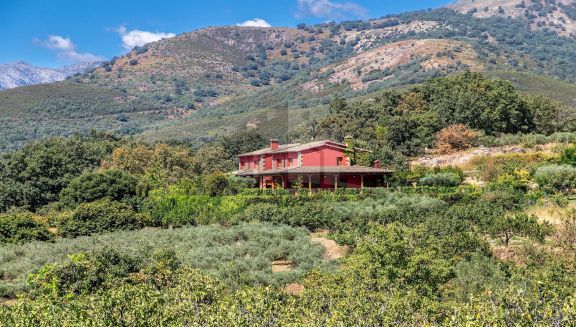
[59,170,139,207]
[419,173,462,187]
[560,145,576,166]
[534,164,576,193]
[233,202,334,230]
[435,124,480,154]
[226,176,255,194]
[203,173,229,196]
[0,212,53,244]
[57,200,146,238]
[27,248,144,298]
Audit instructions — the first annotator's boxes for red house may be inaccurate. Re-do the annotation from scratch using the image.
[236,139,393,190]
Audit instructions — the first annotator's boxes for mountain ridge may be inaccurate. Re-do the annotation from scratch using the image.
[2,0,576,151]
[0,61,102,90]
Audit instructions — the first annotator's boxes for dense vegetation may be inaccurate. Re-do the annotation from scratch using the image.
[293,72,574,168]
[3,66,576,324]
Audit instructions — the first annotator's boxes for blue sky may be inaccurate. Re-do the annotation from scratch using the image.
[0,0,453,68]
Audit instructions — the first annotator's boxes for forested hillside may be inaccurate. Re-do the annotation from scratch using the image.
[3,2,576,151]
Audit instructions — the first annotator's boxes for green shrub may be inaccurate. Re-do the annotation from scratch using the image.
[0,212,53,244]
[27,248,143,298]
[419,172,462,187]
[203,173,229,196]
[59,169,139,207]
[534,164,576,193]
[560,144,576,166]
[57,200,146,238]
[233,202,333,230]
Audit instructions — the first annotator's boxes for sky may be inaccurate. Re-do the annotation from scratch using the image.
[0,0,453,68]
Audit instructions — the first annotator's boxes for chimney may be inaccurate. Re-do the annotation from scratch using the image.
[270,139,279,150]
[373,160,382,168]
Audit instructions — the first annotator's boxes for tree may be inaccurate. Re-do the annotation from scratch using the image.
[435,124,480,154]
[102,144,195,186]
[191,145,235,175]
[59,170,139,207]
[0,135,119,212]
[203,173,229,196]
[483,213,552,247]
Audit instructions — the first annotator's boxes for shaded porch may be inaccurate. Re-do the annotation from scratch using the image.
[257,173,389,190]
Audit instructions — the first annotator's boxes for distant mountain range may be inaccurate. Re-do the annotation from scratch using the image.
[1,0,576,152]
[0,61,102,90]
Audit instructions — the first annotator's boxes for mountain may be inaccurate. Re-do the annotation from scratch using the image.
[448,0,576,37]
[1,0,576,152]
[0,61,102,90]
[57,61,103,77]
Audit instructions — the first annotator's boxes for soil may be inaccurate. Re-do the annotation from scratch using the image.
[311,230,348,260]
[271,260,293,272]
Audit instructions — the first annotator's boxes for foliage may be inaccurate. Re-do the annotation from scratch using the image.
[27,248,147,298]
[101,143,195,186]
[0,212,53,244]
[0,223,324,297]
[0,133,120,213]
[560,144,576,166]
[203,173,229,196]
[59,169,140,207]
[56,200,146,238]
[483,212,553,247]
[315,73,567,157]
[435,124,480,154]
[419,172,462,187]
[534,164,576,193]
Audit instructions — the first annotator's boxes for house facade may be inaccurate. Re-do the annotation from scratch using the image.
[236,139,393,190]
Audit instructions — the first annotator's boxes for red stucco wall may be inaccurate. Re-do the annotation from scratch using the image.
[301,146,347,167]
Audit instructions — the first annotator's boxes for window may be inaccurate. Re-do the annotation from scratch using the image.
[276,159,283,168]
[288,158,294,167]
[337,157,343,166]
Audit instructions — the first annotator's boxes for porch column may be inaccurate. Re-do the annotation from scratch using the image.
[334,175,338,190]
[272,177,275,190]
[360,175,364,194]
[308,175,312,192]
[259,176,263,189]
[282,175,286,189]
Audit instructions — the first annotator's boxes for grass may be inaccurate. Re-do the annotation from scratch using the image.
[0,222,328,298]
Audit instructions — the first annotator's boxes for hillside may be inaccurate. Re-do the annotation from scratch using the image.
[449,0,576,36]
[2,1,576,151]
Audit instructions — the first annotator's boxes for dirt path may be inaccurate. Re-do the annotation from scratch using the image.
[283,231,348,296]
[311,230,348,260]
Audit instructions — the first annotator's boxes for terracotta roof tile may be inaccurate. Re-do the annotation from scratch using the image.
[238,140,349,157]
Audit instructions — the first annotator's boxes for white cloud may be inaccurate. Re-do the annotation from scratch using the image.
[117,25,176,50]
[36,35,103,63]
[296,0,368,20]
[236,18,272,27]
[45,35,75,51]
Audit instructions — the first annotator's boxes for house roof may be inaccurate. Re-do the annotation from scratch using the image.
[235,165,393,177]
[238,140,359,157]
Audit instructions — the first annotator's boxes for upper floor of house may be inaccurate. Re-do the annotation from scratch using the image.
[238,139,354,172]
